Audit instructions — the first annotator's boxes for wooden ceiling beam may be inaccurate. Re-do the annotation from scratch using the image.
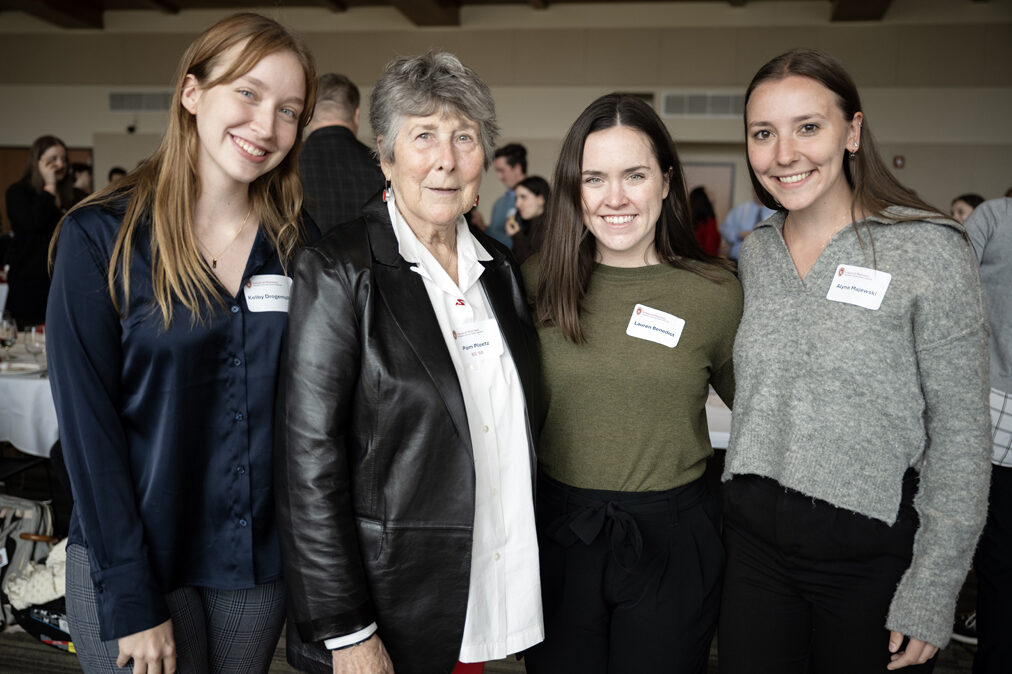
[831,0,894,21]
[4,0,104,28]
[138,0,180,13]
[389,0,460,26]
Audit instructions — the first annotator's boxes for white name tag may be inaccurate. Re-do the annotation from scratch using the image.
[454,318,504,361]
[626,303,685,348]
[243,275,292,313]
[826,264,892,310]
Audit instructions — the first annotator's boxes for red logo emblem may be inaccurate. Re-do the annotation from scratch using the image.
[838,267,845,276]
[636,307,642,314]
[456,299,466,306]
[452,330,458,340]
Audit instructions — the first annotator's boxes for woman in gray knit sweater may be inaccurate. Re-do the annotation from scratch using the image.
[718,49,992,673]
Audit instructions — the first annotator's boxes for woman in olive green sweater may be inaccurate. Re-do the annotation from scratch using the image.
[521,93,741,674]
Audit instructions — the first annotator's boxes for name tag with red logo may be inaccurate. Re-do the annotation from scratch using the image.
[626,304,684,348]
[454,318,504,361]
[826,264,891,310]
[243,275,292,312]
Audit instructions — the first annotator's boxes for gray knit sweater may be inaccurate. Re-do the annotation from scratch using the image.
[724,207,992,648]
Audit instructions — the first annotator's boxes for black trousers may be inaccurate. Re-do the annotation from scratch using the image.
[524,473,723,674]
[718,474,935,674]
[975,465,1012,673]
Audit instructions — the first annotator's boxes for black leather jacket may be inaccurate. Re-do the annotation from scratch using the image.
[275,196,543,674]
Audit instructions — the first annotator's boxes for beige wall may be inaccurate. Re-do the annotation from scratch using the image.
[1,0,1010,216]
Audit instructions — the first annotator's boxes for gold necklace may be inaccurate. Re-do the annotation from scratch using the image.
[204,205,253,270]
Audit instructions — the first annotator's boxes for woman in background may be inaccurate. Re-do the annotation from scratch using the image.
[951,192,984,224]
[507,175,550,263]
[5,135,80,325]
[689,186,721,256]
[719,48,991,673]
[523,93,740,674]
[47,13,317,673]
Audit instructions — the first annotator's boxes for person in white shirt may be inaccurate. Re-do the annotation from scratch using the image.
[275,51,544,674]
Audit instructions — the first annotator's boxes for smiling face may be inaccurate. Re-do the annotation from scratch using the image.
[181,46,306,194]
[580,125,669,267]
[746,75,862,221]
[380,111,485,233]
[515,185,545,220]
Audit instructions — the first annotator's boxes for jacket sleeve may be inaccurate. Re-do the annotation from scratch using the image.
[885,229,992,647]
[6,183,61,253]
[45,213,169,641]
[275,244,377,644]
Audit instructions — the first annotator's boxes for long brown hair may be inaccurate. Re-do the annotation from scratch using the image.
[535,93,730,344]
[744,48,940,220]
[51,13,317,327]
[22,135,76,208]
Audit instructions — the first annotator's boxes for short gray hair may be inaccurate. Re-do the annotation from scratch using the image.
[369,52,499,170]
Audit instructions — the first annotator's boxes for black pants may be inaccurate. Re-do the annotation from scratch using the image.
[975,465,1012,673]
[524,473,723,674]
[718,474,935,674]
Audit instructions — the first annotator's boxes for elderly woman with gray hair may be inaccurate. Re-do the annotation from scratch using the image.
[276,52,545,674]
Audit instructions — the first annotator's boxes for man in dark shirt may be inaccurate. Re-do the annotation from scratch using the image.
[299,73,384,233]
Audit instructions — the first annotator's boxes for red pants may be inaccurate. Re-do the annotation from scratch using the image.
[452,662,485,674]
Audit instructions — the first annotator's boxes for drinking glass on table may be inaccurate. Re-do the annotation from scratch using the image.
[0,311,17,361]
[23,325,45,363]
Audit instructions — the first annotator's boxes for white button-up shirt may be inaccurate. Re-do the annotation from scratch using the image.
[325,195,543,661]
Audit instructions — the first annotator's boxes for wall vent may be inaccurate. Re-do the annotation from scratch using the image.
[662,92,744,118]
[109,91,172,112]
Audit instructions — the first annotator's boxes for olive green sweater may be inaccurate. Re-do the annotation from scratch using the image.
[522,257,742,492]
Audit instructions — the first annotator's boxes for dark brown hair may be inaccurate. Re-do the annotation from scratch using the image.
[21,135,75,208]
[744,48,940,220]
[535,93,729,344]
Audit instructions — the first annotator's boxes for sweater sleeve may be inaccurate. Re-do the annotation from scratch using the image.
[884,230,992,647]
[46,212,170,640]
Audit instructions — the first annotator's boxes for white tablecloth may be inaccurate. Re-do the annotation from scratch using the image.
[0,344,58,458]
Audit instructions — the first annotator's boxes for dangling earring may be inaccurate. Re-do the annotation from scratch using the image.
[850,142,859,159]
[473,195,480,208]
[382,180,392,202]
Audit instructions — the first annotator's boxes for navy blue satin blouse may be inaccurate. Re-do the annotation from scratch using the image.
[46,201,315,641]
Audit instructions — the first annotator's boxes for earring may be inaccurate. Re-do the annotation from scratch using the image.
[473,195,480,208]
[382,180,392,202]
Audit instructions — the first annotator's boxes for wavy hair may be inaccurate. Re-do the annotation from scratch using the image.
[51,12,317,327]
[535,93,730,344]
[369,51,499,170]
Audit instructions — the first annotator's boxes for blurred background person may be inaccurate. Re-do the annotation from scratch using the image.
[506,174,550,264]
[277,51,543,674]
[690,185,721,256]
[106,165,127,186]
[719,192,774,267]
[5,135,80,326]
[963,196,1012,674]
[951,193,984,225]
[71,162,94,198]
[298,72,384,233]
[523,93,740,674]
[47,13,317,674]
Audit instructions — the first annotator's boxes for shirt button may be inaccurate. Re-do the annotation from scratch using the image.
[236,465,246,475]
[494,552,501,561]
[234,412,244,422]
[238,518,248,527]
[481,425,489,433]
[230,305,240,314]
[232,357,241,367]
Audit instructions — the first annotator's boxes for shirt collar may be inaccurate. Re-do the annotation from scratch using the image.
[386,191,492,293]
